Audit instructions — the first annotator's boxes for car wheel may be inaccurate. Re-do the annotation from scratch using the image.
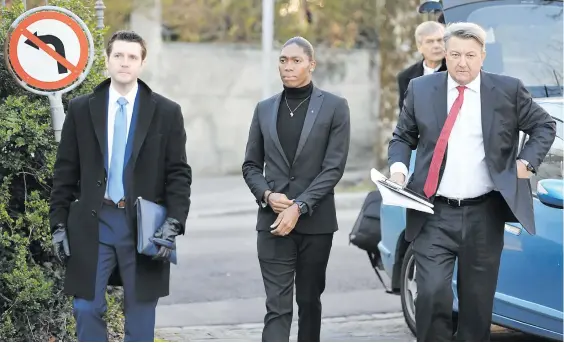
[400,243,417,336]
[400,243,459,338]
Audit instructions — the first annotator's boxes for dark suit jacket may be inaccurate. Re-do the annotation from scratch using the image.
[388,71,556,242]
[397,59,447,112]
[49,78,192,301]
[242,86,350,234]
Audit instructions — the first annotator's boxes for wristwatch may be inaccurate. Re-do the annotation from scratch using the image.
[295,201,308,216]
[519,159,535,173]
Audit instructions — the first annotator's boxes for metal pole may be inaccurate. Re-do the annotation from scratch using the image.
[1,0,5,8]
[48,93,64,142]
[22,0,26,9]
[261,0,274,100]
[95,0,105,30]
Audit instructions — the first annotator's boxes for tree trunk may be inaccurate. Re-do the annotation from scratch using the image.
[374,0,421,173]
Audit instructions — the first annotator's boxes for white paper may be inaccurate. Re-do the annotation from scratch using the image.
[370,168,434,214]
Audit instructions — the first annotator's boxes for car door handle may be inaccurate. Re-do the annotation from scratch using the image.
[504,223,522,236]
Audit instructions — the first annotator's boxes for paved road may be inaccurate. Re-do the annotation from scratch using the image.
[156,208,399,327]
[157,313,415,341]
[156,315,551,342]
[154,175,548,341]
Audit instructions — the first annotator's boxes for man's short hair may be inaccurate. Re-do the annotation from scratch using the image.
[106,30,148,60]
[415,21,445,44]
[443,22,487,52]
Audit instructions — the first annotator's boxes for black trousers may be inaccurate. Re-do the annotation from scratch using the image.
[413,192,506,342]
[257,230,334,342]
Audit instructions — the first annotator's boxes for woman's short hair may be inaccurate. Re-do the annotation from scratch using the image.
[282,37,315,60]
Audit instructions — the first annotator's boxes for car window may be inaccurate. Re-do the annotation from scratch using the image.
[530,126,564,195]
[445,1,563,98]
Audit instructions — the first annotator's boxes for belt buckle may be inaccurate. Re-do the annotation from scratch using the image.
[447,198,461,207]
[117,199,125,209]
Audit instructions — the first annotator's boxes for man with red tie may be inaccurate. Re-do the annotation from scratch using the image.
[388,22,556,341]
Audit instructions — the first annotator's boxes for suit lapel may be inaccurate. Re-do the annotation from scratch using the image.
[433,72,449,133]
[129,84,156,169]
[480,71,496,153]
[269,93,291,167]
[293,87,324,165]
[89,84,110,172]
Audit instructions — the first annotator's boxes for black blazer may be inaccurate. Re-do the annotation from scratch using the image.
[388,71,556,242]
[397,59,447,112]
[49,78,192,301]
[242,86,351,234]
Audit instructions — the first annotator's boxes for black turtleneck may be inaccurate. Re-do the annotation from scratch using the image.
[277,81,313,164]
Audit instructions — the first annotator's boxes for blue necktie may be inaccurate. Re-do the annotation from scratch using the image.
[108,97,128,203]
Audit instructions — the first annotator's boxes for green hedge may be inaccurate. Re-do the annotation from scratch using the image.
[0,0,124,341]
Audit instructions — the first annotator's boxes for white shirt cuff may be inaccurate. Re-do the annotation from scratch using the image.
[390,162,408,178]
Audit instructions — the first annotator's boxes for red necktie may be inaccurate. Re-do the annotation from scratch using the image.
[423,85,466,198]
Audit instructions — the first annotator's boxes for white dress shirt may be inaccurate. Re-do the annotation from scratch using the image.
[423,61,441,75]
[105,82,138,199]
[391,73,495,199]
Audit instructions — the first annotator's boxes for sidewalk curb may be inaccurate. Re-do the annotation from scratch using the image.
[155,311,406,343]
[156,311,403,332]
[190,191,369,219]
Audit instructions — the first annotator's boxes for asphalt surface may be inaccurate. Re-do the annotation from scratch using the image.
[154,175,552,341]
[155,208,399,327]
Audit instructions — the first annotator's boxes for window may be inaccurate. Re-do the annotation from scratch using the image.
[445,1,563,98]
[530,135,563,194]
[517,102,563,194]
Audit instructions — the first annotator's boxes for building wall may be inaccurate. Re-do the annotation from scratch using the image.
[129,3,380,177]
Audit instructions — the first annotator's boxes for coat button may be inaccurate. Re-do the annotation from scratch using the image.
[91,210,97,216]
[290,176,295,181]
[97,180,102,186]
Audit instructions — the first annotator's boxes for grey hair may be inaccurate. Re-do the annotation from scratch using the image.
[414,21,445,44]
[444,22,487,52]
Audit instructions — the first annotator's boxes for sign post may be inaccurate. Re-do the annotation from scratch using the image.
[3,6,94,141]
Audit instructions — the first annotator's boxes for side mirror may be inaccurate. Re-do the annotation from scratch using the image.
[537,179,563,209]
[418,0,443,14]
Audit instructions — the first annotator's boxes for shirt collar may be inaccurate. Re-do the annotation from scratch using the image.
[109,81,138,108]
[423,60,441,73]
[447,72,480,93]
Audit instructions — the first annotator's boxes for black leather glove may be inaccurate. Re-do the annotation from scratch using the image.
[52,223,70,265]
[151,217,181,261]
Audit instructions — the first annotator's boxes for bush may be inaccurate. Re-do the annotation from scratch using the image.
[0,0,124,341]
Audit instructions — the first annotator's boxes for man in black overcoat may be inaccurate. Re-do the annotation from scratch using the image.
[49,30,192,342]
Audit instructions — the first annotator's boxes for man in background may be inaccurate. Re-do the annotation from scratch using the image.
[397,21,447,112]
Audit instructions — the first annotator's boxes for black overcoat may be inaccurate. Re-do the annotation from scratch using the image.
[49,78,192,301]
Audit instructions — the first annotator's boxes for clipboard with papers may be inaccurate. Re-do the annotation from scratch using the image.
[370,168,434,214]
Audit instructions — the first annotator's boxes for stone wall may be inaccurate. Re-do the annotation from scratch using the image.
[131,4,380,177]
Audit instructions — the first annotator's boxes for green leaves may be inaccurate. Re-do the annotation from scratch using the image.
[0,0,122,341]
[0,96,54,174]
[154,0,379,46]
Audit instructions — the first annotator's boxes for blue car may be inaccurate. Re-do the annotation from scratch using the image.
[376,0,563,340]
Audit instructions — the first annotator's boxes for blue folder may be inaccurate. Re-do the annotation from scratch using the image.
[135,197,177,264]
